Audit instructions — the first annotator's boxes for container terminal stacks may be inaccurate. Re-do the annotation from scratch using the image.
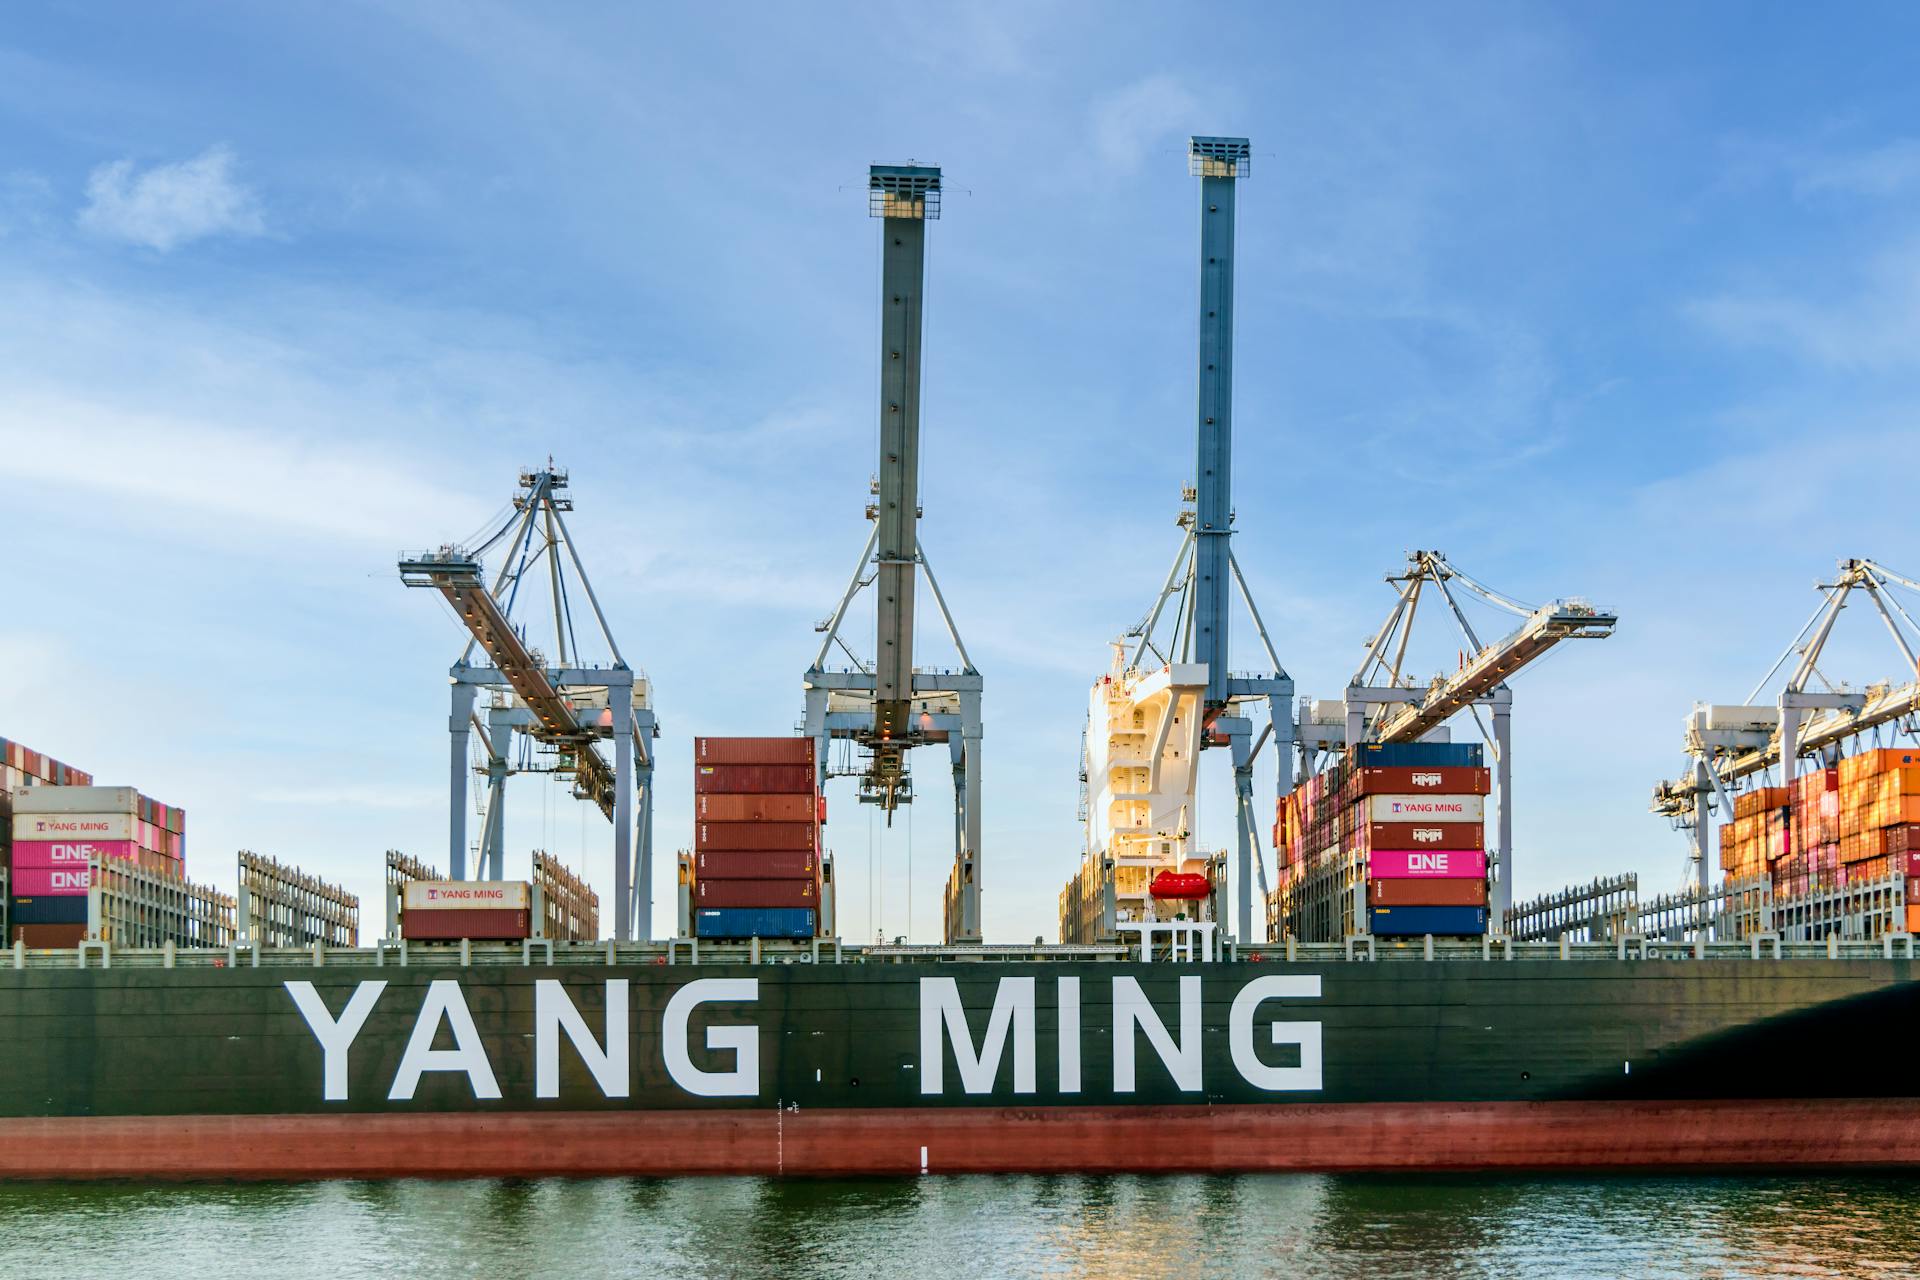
[16,137,1920,1181]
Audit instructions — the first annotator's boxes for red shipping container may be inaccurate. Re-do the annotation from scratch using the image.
[1368,877,1488,907]
[697,793,817,823]
[694,877,818,908]
[695,737,816,766]
[696,821,816,852]
[695,764,816,795]
[1356,822,1485,851]
[402,908,531,941]
[1348,767,1490,799]
[695,849,818,880]
[12,924,85,948]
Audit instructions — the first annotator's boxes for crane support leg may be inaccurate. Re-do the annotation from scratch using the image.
[1780,699,1801,796]
[1224,717,1259,941]
[635,746,654,942]
[612,679,634,941]
[448,681,476,880]
[1691,758,1712,892]
[482,706,514,881]
[1269,688,1297,804]
[1492,695,1513,928]
[803,686,830,796]
[950,688,984,943]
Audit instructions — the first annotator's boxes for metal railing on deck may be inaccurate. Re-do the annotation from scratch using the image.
[1508,874,1639,943]
[7,933,1916,971]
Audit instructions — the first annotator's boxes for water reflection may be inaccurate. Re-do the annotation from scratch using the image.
[0,1174,1915,1279]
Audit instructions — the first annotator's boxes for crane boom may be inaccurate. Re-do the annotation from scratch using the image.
[1373,601,1618,743]
[398,549,617,818]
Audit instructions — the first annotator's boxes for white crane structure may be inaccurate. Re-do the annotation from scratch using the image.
[1652,558,1920,889]
[1296,551,1617,924]
[399,466,657,940]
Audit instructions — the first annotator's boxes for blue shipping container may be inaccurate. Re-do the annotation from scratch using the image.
[694,907,816,939]
[1368,905,1487,936]
[10,896,88,925]
[1350,742,1484,769]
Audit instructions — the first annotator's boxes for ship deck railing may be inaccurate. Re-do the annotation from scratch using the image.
[5,933,1918,970]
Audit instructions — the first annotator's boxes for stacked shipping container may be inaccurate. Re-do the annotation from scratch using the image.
[0,739,95,947]
[10,785,186,947]
[1719,747,1920,934]
[1270,742,1491,941]
[690,737,823,938]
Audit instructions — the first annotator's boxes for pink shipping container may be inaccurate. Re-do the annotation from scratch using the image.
[1369,849,1489,879]
[12,865,94,896]
[9,839,137,869]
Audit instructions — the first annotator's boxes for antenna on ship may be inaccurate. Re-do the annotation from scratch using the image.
[802,162,985,944]
[1064,137,1294,948]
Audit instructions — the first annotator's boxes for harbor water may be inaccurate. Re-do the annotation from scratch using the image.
[2,1173,1916,1278]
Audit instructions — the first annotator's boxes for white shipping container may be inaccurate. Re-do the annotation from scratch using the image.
[11,811,137,841]
[1367,794,1485,823]
[402,880,531,911]
[11,786,140,815]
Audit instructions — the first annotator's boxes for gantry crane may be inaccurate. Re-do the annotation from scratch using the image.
[1298,551,1616,923]
[803,164,984,944]
[1075,138,1294,945]
[399,466,658,939]
[1652,558,1920,889]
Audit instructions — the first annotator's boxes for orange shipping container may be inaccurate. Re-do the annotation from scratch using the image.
[694,737,815,766]
[696,794,817,823]
[695,821,817,852]
[1842,748,1920,787]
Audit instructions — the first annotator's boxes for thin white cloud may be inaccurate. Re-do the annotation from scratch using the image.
[1091,74,1202,173]
[1794,139,1920,199]
[1685,239,1920,371]
[78,144,264,250]
[0,393,483,547]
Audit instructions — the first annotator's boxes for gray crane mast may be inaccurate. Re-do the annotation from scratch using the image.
[804,165,983,944]
[871,166,928,791]
[1118,138,1293,943]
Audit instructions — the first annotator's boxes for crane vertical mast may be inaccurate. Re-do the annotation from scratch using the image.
[1067,138,1293,948]
[804,164,984,944]
[871,165,929,794]
[1191,137,1241,712]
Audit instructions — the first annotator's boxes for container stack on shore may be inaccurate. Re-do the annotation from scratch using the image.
[9,784,185,947]
[1720,746,1920,932]
[1269,742,1490,942]
[689,737,825,939]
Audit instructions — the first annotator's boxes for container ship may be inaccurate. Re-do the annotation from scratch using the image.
[7,139,1920,1180]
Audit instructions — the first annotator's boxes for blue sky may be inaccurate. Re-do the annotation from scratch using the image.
[3,2,1919,943]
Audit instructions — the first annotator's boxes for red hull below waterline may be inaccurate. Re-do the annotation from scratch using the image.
[4,1100,1920,1180]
